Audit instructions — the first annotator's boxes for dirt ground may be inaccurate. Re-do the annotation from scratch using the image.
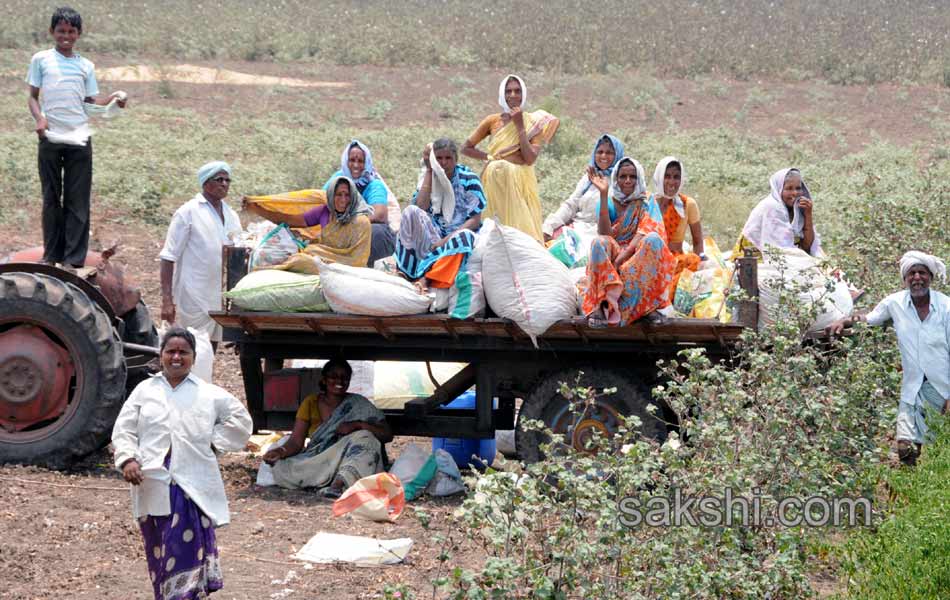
[1,58,946,599]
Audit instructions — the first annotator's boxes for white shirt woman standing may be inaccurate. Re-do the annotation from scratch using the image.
[112,327,251,600]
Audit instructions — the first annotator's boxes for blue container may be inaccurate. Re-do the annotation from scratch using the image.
[432,390,496,470]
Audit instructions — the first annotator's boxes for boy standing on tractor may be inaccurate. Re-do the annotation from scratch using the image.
[26,6,128,269]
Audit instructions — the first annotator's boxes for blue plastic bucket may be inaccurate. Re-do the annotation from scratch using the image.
[432,390,496,470]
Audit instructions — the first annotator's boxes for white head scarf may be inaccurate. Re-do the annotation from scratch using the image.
[740,167,822,256]
[497,74,526,114]
[610,157,647,204]
[652,156,686,216]
[899,251,947,282]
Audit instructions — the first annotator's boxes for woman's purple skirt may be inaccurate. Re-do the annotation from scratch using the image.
[139,480,223,599]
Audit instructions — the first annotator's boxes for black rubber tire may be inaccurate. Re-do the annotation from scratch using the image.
[515,367,669,463]
[0,272,126,468]
[120,298,159,348]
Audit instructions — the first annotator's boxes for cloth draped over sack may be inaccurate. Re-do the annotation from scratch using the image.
[243,189,327,241]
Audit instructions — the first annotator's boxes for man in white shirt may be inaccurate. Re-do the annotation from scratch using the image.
[829,251,949,466]
[160,161,242,345]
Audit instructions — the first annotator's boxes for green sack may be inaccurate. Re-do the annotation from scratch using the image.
[224,269,330,312]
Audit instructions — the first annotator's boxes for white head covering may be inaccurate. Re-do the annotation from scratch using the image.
[497,74,526,114]
[899,251,947,282]
[740,167,822,256]
[197,161,231,187]
[416,144,456,224]
[652,156,686,216]
[610,157,647,204]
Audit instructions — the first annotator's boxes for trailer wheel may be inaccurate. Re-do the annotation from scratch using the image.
[516,368,668,463]
[0,273,126,468]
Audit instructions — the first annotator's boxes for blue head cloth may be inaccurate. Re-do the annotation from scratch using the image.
[197,161,232,187]
[588,134,624,173]
[584,134,624,220]
[340,140,377,191]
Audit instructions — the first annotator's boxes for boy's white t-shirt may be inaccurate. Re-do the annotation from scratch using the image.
[26,48,99,144]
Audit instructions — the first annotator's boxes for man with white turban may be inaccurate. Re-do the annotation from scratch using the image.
[159,161,242,345]
[829,251,949,466]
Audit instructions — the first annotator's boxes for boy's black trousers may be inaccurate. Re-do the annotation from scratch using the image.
[37,137,93,267]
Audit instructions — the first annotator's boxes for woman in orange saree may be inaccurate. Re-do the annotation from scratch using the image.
[651,156,704,297]
[579,157,674,326]
[461,74,559,242]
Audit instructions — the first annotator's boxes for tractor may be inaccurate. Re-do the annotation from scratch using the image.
[0,246,159,468]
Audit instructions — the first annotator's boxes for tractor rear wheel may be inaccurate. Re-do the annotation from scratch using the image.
[515,367,669,463]
[0,273,126,468]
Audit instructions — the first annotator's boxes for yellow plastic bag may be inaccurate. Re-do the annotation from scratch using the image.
[332,473,406,523]
[244,189,327,241]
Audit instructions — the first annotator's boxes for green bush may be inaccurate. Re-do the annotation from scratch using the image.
[843,419,950,599]
[428,298,900,598]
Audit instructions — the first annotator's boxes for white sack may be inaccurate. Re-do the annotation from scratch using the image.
[757,247,853,333]
[317,260,432,316]
[481,220,577,344]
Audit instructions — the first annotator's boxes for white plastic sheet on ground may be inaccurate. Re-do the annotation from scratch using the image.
[292,532,413,567]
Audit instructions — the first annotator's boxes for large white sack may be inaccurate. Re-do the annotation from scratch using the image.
[757,248,853,333]
[317,260,432,316]
[481,221,576,344]
[224,269,329,312]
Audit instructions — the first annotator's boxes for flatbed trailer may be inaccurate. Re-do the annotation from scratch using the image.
[212,247,759,460]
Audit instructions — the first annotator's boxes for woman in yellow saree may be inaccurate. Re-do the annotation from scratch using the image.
[461,74,559,243]
[242,176,373,268]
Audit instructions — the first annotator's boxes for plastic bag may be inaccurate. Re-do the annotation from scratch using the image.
[547,228,586,268]
[426,449,466,497]
[255,435,290,487]
[249,223,305,270]
[332,473,406,522]
[389,444,438,501]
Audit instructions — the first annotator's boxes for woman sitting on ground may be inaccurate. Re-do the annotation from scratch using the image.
[735,167,821,258]
[542,133,625,251]
[461,74,559,243]
[112,327,253,600]
[263,358,393,498]
[324,140,398,266]
[243,176,373,267]
[394,138,486,288]
[579,157,674,326]
[652,156,705,294]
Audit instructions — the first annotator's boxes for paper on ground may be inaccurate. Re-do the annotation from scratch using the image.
[292,532,412,567]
